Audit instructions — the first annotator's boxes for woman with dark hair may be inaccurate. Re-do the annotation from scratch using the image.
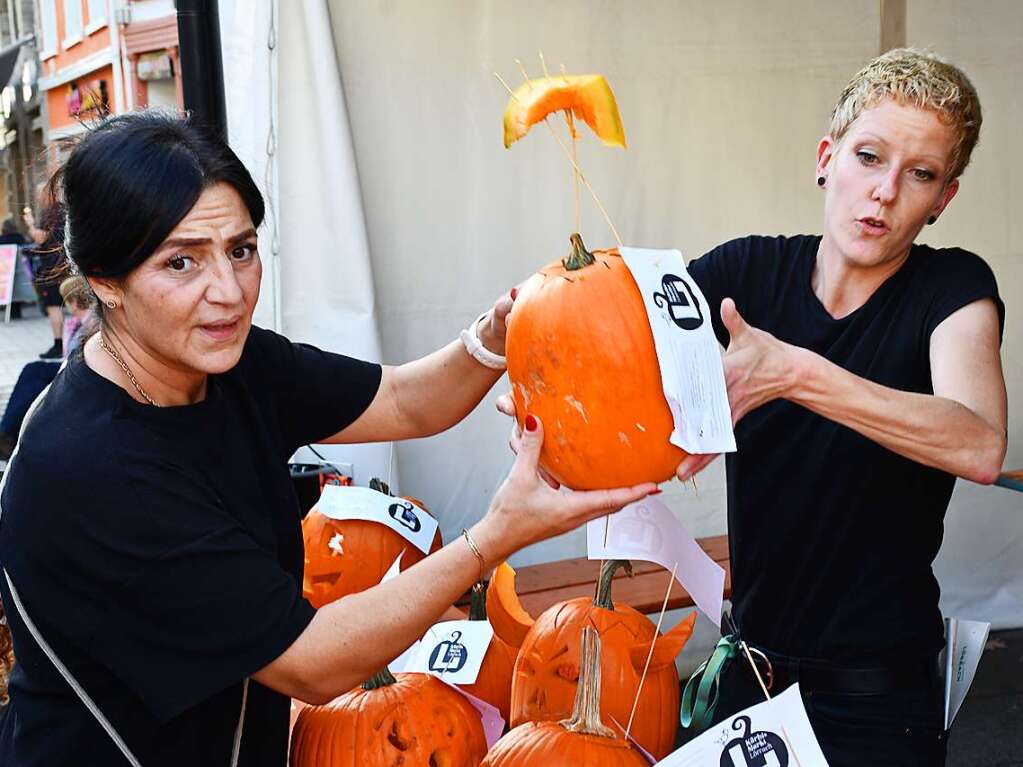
[0,112,658,765]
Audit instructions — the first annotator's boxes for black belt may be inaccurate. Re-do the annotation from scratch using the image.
[744,645,942,696]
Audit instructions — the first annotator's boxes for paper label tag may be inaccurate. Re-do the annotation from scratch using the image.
[437,676,506,747]
[657,684,829,766]
[408,620,494,685]
[619,247,736,454]
[607,715,657,765]
[944,617,990,729]
[317,484,439,555]
[587,497,725,626]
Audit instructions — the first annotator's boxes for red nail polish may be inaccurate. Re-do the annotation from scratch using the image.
[510,287,519,300]
[524,414,537,432]
[649,488,663,495]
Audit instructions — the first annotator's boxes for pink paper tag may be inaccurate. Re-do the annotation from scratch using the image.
[608,714,657,765]
[437,677,506,747]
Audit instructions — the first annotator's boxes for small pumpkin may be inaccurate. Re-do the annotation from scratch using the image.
[491,558,696,759]
[289,668,488,767]
[502,73,626,149]
[481,627,648,767]
[506,234,686,490]
[459,583,517,721]
[301,479,443,608]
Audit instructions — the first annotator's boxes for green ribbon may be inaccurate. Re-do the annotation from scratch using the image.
[680,633,740,734]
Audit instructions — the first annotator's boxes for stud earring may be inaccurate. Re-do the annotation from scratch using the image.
[105,299,117,309]
[927,216,937,225]
[817,176,826,187]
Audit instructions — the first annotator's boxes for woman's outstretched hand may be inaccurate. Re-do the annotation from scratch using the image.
[720,297,801,424]
[473,414,657,565]
[673,297,805,481]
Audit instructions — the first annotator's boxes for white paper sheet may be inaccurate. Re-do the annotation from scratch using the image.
[317,484,439,554]
[408,620,495,685]
[620,247,736,454]
[587,497,725,626]
[943,617,991,729]
[657,684,829,766]
[437,677,506,747]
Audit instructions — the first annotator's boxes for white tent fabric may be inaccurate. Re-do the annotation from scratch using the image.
[220,2,1023,662]
[220,0,397,487]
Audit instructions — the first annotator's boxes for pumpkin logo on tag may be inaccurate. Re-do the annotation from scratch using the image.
[388,501,422,532]
[428,630,468,673]
[720,716,788,767]
[653,274,704,330]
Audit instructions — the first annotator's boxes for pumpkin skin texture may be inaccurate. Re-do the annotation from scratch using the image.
[500,561,696,760]
[289,670,487,767]
[482,627,648,767]
[461,584,517,721]
[506,237,687,490]
[301,500,442,609]
[502,74,627,149]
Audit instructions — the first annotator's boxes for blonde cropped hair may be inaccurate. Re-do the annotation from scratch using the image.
[830,48,982,180]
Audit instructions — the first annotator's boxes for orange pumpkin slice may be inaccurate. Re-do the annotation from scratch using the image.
[503,74,627,149]
[487,562,535,648]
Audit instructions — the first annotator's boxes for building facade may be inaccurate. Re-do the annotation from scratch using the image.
[35,0,181,181]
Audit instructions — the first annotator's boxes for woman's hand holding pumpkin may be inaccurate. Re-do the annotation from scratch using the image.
[477,287,518,356]
[470,414,657,568]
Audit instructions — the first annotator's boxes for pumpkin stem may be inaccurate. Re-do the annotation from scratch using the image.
[362,668,398,690]
[469,581,488,621]
[562,232,596,271]
[594,559,632,610]
[369,478,392,496]
[560,626,616,738]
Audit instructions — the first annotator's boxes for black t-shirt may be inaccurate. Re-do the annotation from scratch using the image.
[687,235,1004,662]
[0,327,381,766]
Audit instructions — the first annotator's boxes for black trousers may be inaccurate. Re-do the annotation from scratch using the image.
[709,655,948,766]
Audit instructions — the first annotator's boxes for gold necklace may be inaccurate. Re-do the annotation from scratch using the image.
[98,335,159,407]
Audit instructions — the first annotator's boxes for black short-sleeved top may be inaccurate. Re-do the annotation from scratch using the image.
[687,235,1004,662]
[0,326,381,766]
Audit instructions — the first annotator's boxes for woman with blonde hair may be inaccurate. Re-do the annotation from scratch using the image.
[679,48,1005,764]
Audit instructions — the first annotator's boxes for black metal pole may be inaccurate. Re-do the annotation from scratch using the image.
[176,0,227,138]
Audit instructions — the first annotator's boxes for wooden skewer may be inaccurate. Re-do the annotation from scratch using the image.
[493,72,521,103]
[625,562,678,741]
[542,117,624,248]
[515,59,531,85]
[495,64,624,248]
[539,50,550,79]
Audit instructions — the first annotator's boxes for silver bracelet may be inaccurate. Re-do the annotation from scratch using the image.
[459,312,507,370]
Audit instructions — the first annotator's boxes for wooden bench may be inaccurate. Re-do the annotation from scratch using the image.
[461,534,731,617]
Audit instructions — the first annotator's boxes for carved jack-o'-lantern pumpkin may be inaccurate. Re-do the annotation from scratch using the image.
[481,627,649,767]
[289,669,488,767]
[301,479,442,608]
[488,559,696,759]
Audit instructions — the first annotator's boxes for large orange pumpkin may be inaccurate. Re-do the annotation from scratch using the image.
[481,627,648,767]
[506,234,687,490]
[290,668,488,767]
[489,559,696,760]
[459,583,517,721]
[301,481,443,608]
